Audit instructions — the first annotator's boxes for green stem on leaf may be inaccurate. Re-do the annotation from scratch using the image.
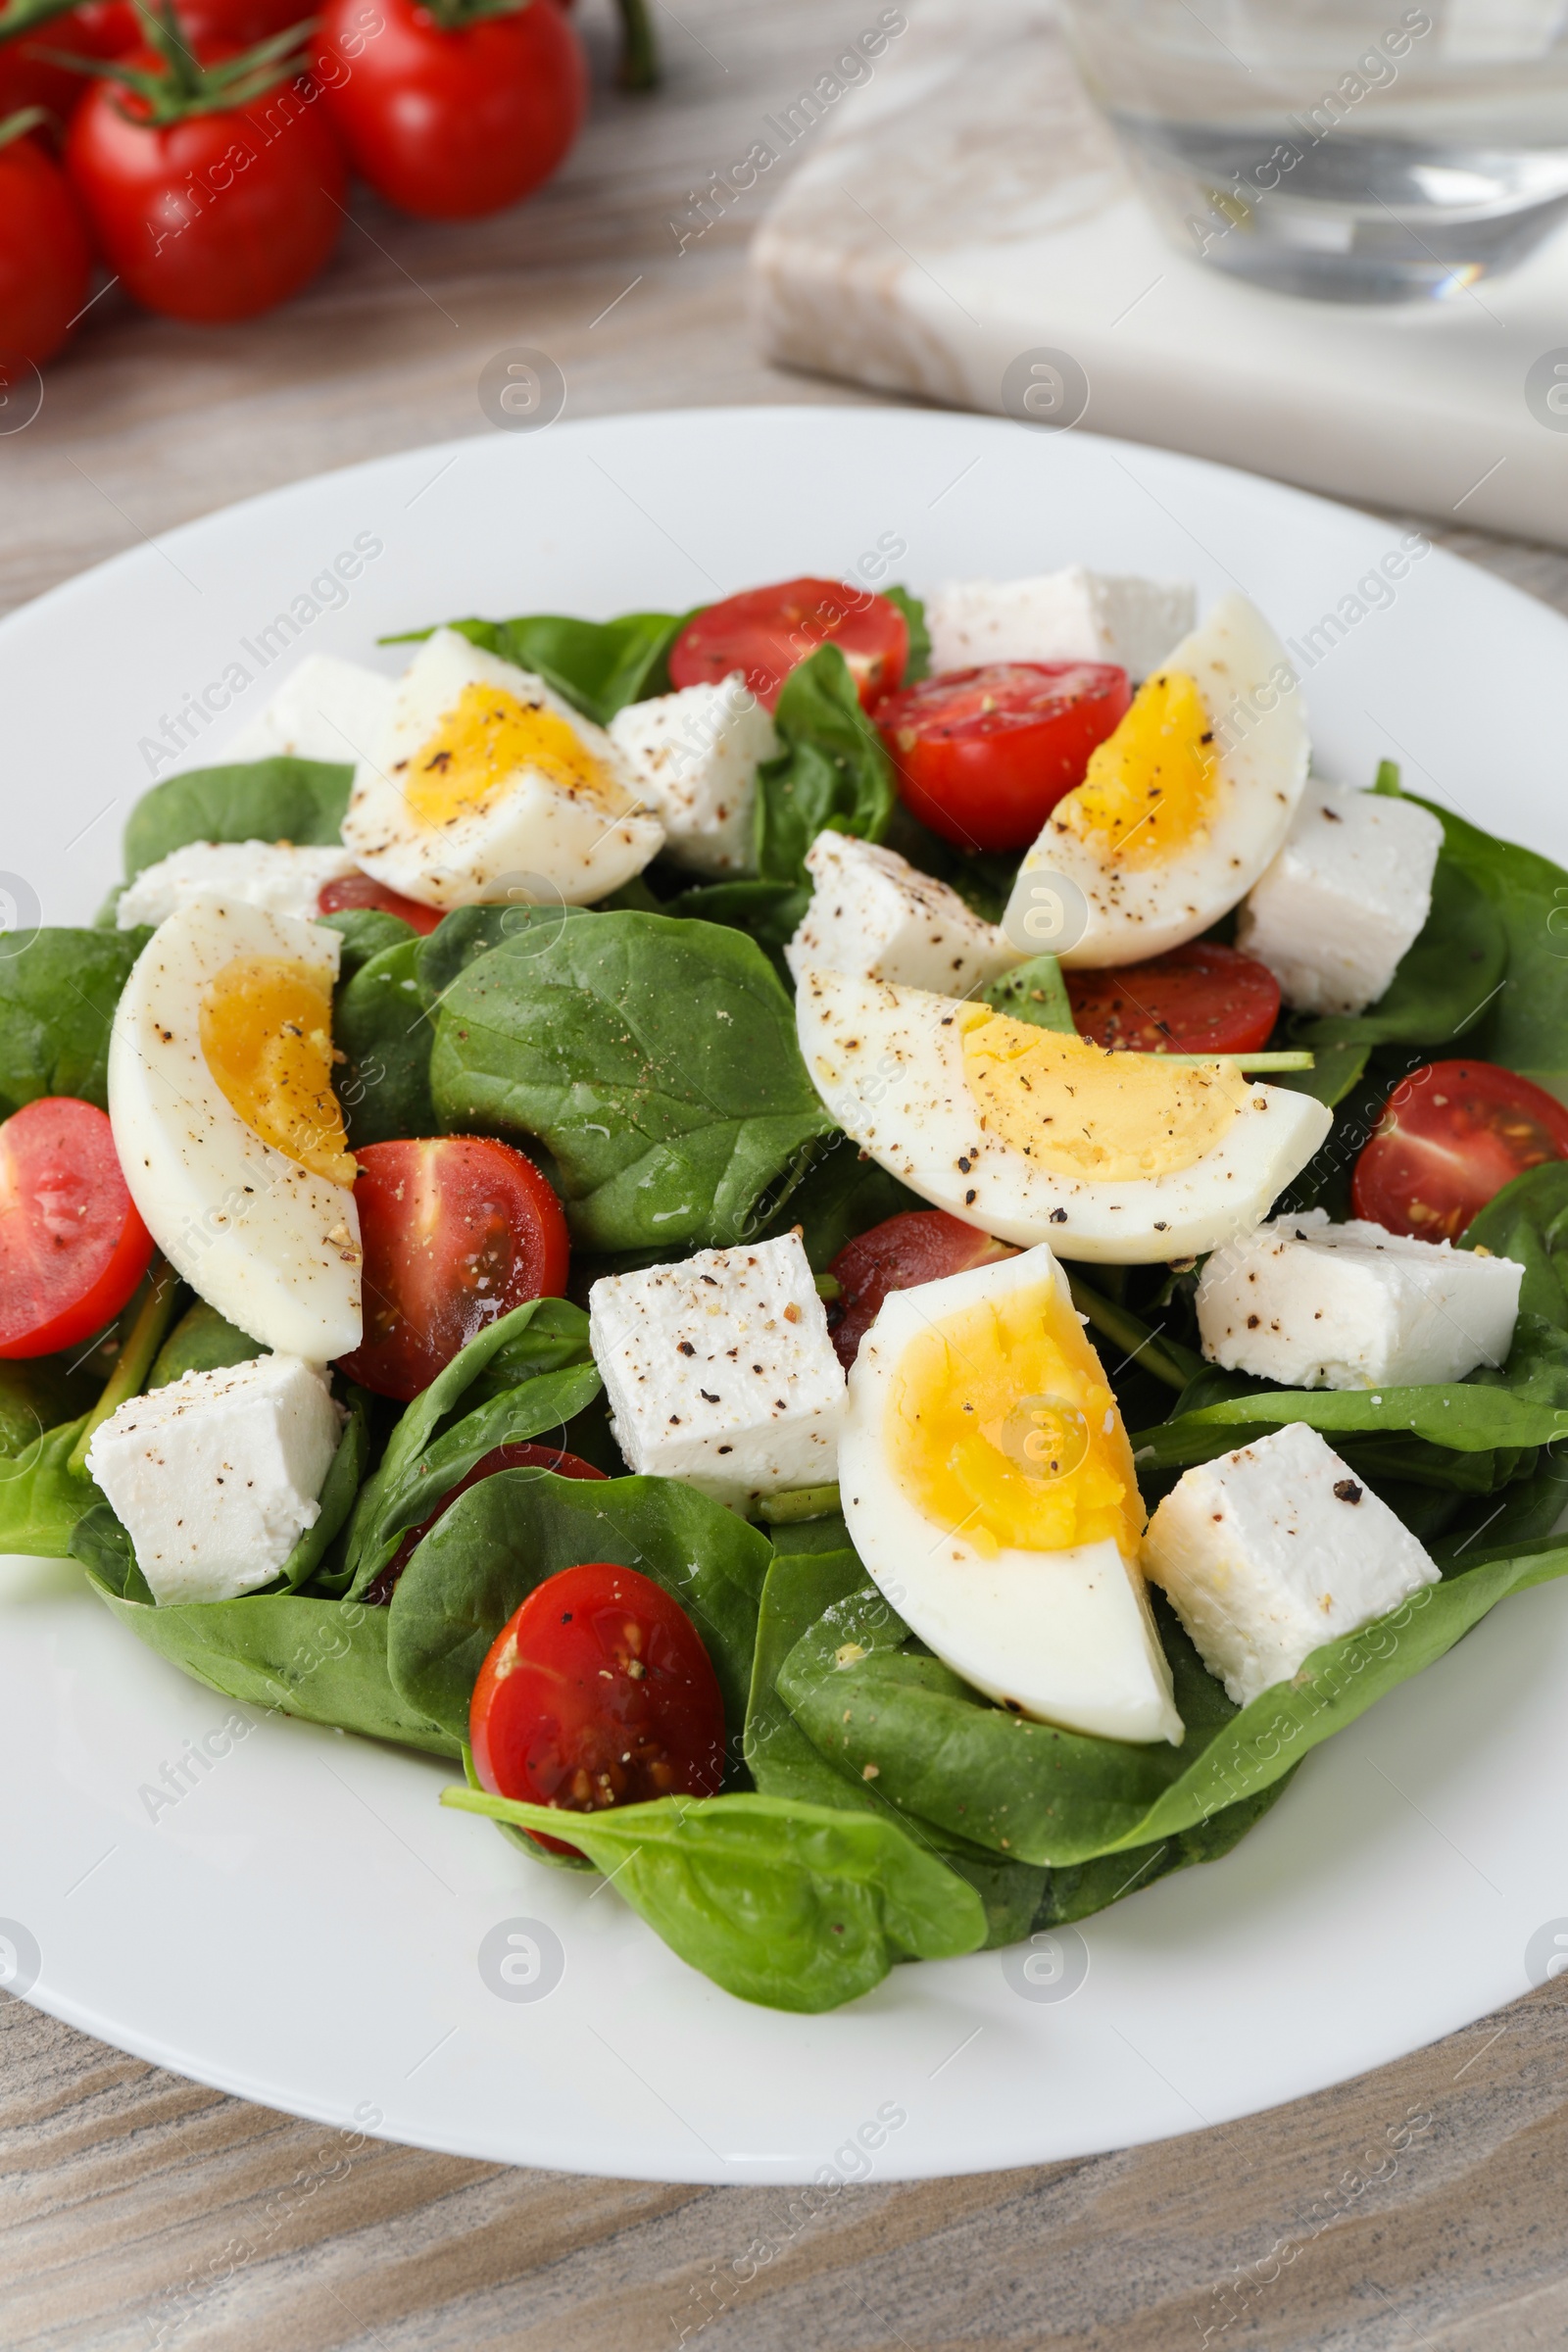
[67,1256,182,1479]
[1063,1269,1198,1395]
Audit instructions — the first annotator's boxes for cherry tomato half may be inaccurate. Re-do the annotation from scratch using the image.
[363,1440,604,1603]
[827,1209,1013,1371]
[0,125,93,369]
[66,50,346,323]
[318,871,444,936]
[337,1136,570,1399]
[1066,940,1282,1057]
[875,662,1130,854]
[470,1561,726,1856]
[669,577,908,713]
[315,0,586,222]
[0,1098,154,1358]
[1351,1058,1568,1243]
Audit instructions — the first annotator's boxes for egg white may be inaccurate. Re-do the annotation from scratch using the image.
[840,1246,1183,1744]
[108,897,363,1361]
[1004,592,1309,968]
[341,629,664,912]
[796,966,1332,1264]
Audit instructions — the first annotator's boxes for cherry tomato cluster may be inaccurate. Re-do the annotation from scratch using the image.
[0,0,601,362]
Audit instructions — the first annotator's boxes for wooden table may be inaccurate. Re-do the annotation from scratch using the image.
[7,1,1568,2340]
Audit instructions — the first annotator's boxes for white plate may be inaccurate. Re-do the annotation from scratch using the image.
[5,407,1567,2185]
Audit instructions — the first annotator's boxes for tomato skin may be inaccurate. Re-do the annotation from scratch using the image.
[314,0,586,221]
[875,662,1130,854]
[669,577,909,713]
[1066,941,1282,1056]
[0,3,134,128]
[65,53,346,323]
[0,1098,154,1358]
[1352,1058,1568,1243]
[827,1209,1013,1370]
[337,1135,571,1399]
[471,1560,727,1855]
[0,132,93,368]
[364,1440,604,1602]
[318,871,443,936]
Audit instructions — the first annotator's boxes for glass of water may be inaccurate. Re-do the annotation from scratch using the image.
[1054,0,1568,302]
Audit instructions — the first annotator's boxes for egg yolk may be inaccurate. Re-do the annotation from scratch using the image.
[959,1005,1247,1181]
[1054,668,1217,867]
[888,1277,1143,1559]
[401,681,617,824]
[199,956,358,1188]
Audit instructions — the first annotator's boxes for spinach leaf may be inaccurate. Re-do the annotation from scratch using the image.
[657,879,807,975]
[1412,797,1568,1100]
[1032,1770,1298,1928]
[280,1392,369,1593]
[123,758,353,880]
[384,612,690,728]
[429,912,835,1252]
[883,585,930,684]
[417,902,591,1001]
[0,1416,101,1559]
[388,1470,771,1755]
[758,1133,924,1271]
[69,1502,152,1602]
[1463,1162,1568,1332]
[318,906,418,981]
[0,1358,99,1455]
[149,1298,261,1389]
[756,646,896,891]
[87,1575,459,1755]
[980,955,1074,1032]
[1291,858,1506,1051]
[1272,1041,1370,1110]
[879,801,1019,925]
[0,930,147,1117]
[442,1786,986,2012]
[780,1541,1568,1866]
[333,937,437,1149]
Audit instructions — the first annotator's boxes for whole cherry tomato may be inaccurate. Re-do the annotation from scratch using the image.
[0,110,93,366]
[314,0,586,221]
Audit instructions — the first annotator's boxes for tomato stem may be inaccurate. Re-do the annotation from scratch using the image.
[67,1254,182,1480]
[0,0,81,44]
[38,0,318,123]
[1063,1270,1198,1394]
[612,0,658,89]
[0,101,50,146]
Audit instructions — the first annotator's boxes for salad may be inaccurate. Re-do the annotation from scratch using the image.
[5,561,1568,2017]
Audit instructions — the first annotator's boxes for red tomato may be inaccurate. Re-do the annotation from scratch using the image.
[826,1209,1013,1370]
[0,122,93,368]
[0,3,135,129]
[65,50,345,323]
[337,1135,570,1399]
[314,0,586,222]
[1066,941,1282,1056]
[364,1440,604,1602]
[470,1561,726,1856]
[1351,1058,1568,1243]
[669,577,908,713]
[875,662,1130,854]
[0,1098,154,1358]
[318,871,443,936]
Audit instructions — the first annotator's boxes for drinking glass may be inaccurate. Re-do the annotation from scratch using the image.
[1055,0,1568,301]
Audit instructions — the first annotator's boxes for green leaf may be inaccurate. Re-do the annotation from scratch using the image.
[418,903,592,1002]
[318,906,418,981]
[332,937,437,1149]
[755,645,896,890]
[442,1786,986,2011]
[1463,1161,1568,1332]
[383,612,690,729]
[149,1298,262,1389]
[0,1414,102,1558]
[1290,858,1506,1051]
[88,1575,460,1754]
[0,929,147,1118]
[1271,1039,1369,1109]
[883,585,930,684]
[657,879,807,976]
[278,1391,369,1592]
[980,955,1075,1032]
[1411,796,1568,1102]
[386,1469,772,1755]
[122,758,352,880]
[429,911,835,1252]
[756,1133,924,1271]
[0,1357,100,1455]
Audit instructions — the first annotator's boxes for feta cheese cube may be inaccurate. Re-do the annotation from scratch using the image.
[118,840,359,929]
[85,1355,344,1606]
[608,674,776,877]
[211,654,397,771]
[1235,779,1445,1016]
[1142,1421,1440,1708]
[1197,1208,1523,1390]
[926,568,1195,680]
[785,830,1020,996]
[589,1233,844,1508]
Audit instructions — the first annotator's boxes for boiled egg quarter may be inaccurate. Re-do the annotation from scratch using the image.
[1004,593,1308,968]
[109,898,363,1360]
[796,966,1331,1264]
[840,1244,1183,1744]
[340,628,664,911]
